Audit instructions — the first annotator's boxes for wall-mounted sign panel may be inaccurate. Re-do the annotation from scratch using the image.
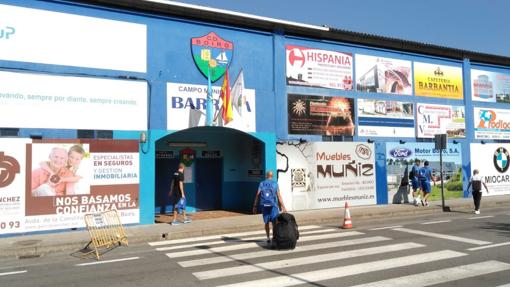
[355,54,412,95]
[474,107,510,139]
[414,62,463,99]
[416,103,465,138]
[0,71,147,130]
[357,99,414,137]
[286,45,353,90]
[471,69,510,103]
[0,4,146,72]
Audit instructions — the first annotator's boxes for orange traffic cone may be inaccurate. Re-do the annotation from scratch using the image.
[342,202,353,229]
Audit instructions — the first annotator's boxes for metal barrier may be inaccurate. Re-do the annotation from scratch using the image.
[83,210,128,260]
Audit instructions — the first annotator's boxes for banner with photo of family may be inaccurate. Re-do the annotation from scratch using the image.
[0,139,140,234]
[357,99,414,137]
[471,69,510,103]
[470,143,510,196]
[288,94,355,136]
[355,54,412,95]
[286,45,353,90]
[416,103,465,138]
[386,142,464,204]
[276,141,376,211]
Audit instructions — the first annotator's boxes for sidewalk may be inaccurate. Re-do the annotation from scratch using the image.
[1,196,509,259]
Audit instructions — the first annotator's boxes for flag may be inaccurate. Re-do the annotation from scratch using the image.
[188,102,204,128]
[231,69,244,115]
[205,66,214,126]
[220,68,233,124]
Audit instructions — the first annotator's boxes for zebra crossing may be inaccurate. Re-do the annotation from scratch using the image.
[148,225,510,286]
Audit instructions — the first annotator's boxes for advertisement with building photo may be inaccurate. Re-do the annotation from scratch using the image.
[471,69,510,103]
[286,45,353,90]
[277,142,376,211]
[0,140,139,234]
[167,82,256,132]
[288,94,355,136]
[386,142,463,204]
[414,62,463,99]
[357,99,414,137]
[416,103,465,138]
[355,54,412,95]
[470,143,510,196]
[474,108,510,139]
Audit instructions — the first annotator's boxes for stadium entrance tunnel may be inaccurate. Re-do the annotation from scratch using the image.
[154,126,265,217]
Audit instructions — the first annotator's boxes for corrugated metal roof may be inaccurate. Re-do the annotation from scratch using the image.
[69,0,510,67]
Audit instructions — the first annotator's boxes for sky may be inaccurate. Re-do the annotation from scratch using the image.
[174,0,510,58]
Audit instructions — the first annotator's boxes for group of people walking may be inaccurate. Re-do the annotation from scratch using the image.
[408,159,489,214]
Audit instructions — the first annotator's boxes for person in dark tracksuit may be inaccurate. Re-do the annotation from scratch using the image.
[466,169,489,214]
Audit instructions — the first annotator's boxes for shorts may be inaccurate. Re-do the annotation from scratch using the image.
[262,206,279,224]
[420,180,431,193]
[411,179,419,190]
[171,196,185,213]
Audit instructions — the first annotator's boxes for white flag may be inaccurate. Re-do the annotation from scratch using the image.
[231,70,245,115]
[188,104,204,128]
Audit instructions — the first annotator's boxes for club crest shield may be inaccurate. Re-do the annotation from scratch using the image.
[191,32,234,82]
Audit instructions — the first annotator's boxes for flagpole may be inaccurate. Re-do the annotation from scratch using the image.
[206,64,213,126]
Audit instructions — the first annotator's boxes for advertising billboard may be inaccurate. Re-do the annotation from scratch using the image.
[386,142,463,204]
[0,4,146,72]
[288,94,355,136]
[470,143,510,196]
[414,62,463,99]
[474,107,510,139]
[0,71,147,131]
[355,54,412,95]
[416,103,465,138]
[471,69,510,103]
[286,45,353,90]
[357,99,414,137]
[167,82,256,132]
[277,142,376,210]
[0,140,139,234]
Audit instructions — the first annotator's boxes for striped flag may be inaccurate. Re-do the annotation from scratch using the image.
[220,68,233,124]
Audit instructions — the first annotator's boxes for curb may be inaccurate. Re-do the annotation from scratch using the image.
[2,199,509,259]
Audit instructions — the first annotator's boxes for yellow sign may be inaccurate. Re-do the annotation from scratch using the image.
[414,62,463,99]
[200,49,211,61]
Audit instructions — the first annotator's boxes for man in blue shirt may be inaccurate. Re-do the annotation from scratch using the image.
[410,159,421,206]
[418,161,436,206]
[253,170,287,243]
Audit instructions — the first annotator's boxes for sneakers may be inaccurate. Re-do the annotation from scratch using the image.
[424,201,429,207]
[183,218,192,224]
[474,210,480,215]
[171,220,180,225]
[266,238,271,244]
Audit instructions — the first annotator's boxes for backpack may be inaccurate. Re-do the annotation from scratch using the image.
[472,180,482,191]
[259,180,277,207]
[273,213,299,250]
[418,167,427,180]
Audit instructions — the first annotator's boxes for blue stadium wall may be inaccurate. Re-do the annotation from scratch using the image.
[2,0,510,225]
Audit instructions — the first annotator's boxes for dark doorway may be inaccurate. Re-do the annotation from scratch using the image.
[195,158,222,210]
[155,158,180,214]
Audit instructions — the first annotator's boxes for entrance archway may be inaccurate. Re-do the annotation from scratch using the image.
[154,126,265,218]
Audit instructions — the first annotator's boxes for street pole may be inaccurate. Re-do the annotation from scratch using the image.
[435,133,450,212]
[440,147,445,210]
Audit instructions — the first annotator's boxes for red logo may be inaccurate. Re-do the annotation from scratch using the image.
[288,48,305,67]
[0,152,20,188]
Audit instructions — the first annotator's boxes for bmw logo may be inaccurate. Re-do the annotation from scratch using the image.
[493,147,510,173]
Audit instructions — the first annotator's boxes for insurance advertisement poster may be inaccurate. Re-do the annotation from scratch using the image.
[0,71,147,131]
[471,69,510,103]
[277,142,376,211]
[474,108,510,139]
[0,140,140,234]
[0,139,30,234]
[414,62,463,99]
[286,45,353,90]
[357,99,414,137]
[416,103,465,138]
[167,82,256,132]
[288,94,355,136]
[471,143,510,196]
[386,142,464,204]
[355,54,412,95]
